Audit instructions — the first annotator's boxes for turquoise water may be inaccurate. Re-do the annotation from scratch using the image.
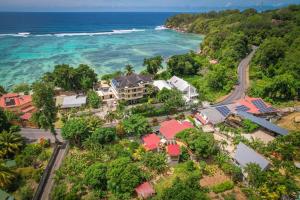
[0,29,202,87]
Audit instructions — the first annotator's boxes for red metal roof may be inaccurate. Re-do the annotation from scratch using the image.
[143,133,160,151]
[0,93,32,108]
[167,144,181,156]
[135,182,155,199]
[159,119,193,140]
[235,96,273,114]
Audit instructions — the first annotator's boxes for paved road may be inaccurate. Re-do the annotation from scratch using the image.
[214,47,258,106]
[20,128,63,143]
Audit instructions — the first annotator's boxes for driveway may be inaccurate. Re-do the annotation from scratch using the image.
[20,128,63,143]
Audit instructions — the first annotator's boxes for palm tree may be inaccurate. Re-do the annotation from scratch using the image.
[0,131,24,159]
[125,64,134,75]
[0,162,15,188]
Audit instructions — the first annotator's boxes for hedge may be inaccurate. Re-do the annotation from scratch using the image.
[212,180,234,193]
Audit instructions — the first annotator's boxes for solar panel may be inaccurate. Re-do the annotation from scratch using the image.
[236,105,250,112]
[259,107,276,113]
[216,106,231,117]
[252,99,268,110]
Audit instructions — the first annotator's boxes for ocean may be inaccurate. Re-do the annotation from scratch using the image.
[0,12,203,87]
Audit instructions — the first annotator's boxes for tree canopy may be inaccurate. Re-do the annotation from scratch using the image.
[143,56,163,75]
[42,64,97,92]
[176,128,218,159]
[87,90,101,108]
[107,157,145,198]
[166,5,300,102]
[32,82,58,142]
[122,114,151,136]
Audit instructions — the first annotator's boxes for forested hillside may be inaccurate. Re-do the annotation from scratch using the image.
[166,5,300,103]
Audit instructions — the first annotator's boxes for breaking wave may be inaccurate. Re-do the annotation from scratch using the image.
[0,29,146,38]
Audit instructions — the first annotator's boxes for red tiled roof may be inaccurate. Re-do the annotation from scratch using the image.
[20,113,32,120]
[167,144,181,156]
[159,119,193,140]
[0,93,32,108]
[143,133,160,151]
[235,96,273,114]
[21,106,35,113]
[135,182,155,199]
[195,113,207,125]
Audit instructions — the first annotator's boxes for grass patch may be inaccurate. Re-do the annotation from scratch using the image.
[211,180,234,193]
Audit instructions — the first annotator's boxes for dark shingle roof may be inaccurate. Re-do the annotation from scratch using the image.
[113,73,153,88]
[234,142,270,170]
[237,111,288,136]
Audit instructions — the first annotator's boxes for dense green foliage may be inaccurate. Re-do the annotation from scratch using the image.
[144,56,163,75]
[0,108,10,132]
[167,52,202,76]
[122,114,151,136]
[12,83,31,94]
[157,88,185,113]
[84,163,107,190]
[61,117,90,146]
[166,5,300,102]
[0,162,15,188]
[87,90,101,108]
[0,131,24,159]
[85,127,117,146]
[242,119,259,133]
[101,70,123,81]
[32,82,58,142]
[214,153,243,182]
[107,157,146,198]
[0,85,6,96]
[176,128,218,159]
[124,64,135,76]
[42,64,97,92]
[140,151,167,173]
[154,162,208,200]
[212,180,234,193]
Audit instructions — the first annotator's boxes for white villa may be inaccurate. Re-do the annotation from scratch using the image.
[154,76,199,103]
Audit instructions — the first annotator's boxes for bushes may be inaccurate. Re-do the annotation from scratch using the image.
[15,144,43,167]
[176,128,218,159]
[214,153,243,182]
[212,181,234,193]
[19,185,34,200]
[242,119,259,133]
[87,90,101,108]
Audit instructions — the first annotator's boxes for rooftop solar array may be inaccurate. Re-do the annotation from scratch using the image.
[216,106,231,117]
[252,99,267,109]
[259,107,276,113]
[251,99,275,113]
[236,105,250,112]
[237,111,288,136]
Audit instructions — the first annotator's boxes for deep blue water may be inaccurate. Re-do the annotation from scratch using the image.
[0,12,179,34]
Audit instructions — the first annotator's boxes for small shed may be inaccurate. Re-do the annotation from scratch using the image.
[166,144,181,164]
[234,142,270,171]
[135,182,155,199]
